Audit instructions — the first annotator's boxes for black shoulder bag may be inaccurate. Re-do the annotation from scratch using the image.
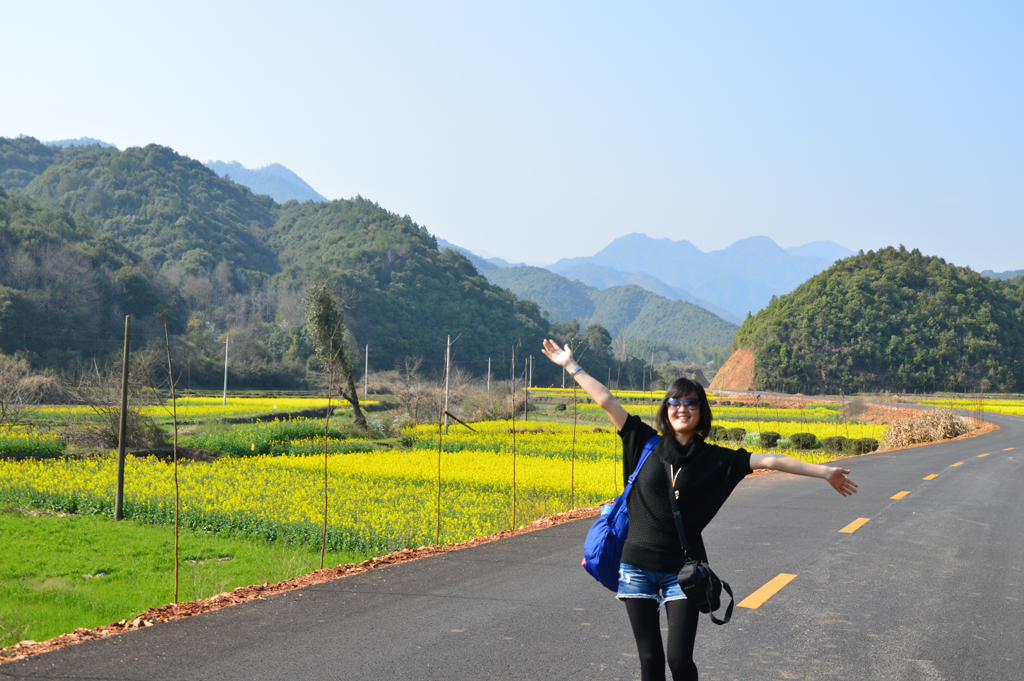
[664,461,734,625]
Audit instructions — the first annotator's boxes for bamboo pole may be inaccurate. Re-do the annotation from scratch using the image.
[115,316,130,521]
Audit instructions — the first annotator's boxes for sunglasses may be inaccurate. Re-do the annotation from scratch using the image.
[667,397,701,410]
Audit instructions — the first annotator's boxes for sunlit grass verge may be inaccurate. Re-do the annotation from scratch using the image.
[0,508,368,649]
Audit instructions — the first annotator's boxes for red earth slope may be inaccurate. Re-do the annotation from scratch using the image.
[709,347,755,391]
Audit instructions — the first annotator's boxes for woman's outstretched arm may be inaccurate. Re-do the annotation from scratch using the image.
[541,339,629,430]
[749,453,858,497]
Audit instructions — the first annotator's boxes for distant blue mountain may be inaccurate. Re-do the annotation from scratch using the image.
[436,237,503,272]
[553,262,740,323]
[785,240,854,263]
[484,266,737,349]
[547,234,851,321]
[44,137,117,148]
[205,160,326,204]
[441,234,853,322]
[436,238,509,273]
[981,268,1024,280]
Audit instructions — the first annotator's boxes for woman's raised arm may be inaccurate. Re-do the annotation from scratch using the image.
[541,339,629,431]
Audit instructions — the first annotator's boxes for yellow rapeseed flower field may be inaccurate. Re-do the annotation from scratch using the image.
[0,447,621,552]
[26,397,377,424]
[2,406,878,554]
[920,397,1024,417]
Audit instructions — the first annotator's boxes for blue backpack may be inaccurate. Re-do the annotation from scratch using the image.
[582,434,660,590]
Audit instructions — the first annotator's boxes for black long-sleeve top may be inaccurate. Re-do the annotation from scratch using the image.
[619,414,752,573]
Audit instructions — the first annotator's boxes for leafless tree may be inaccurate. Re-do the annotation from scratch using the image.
[63,353,165,450]
[0,356,38,432]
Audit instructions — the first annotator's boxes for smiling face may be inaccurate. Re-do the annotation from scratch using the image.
[667,394,702,442]
[654,377,713,443]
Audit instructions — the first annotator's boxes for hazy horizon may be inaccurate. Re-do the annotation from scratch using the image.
[3,2,1021,272]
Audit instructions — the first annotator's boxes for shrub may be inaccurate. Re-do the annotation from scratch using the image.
[881,409,971,449]
[708,425,727,442]
[840,399,868,421]
[726,427,746,442]
[759,431,781,448]
[821,436,848,452]
[859,438,879,453]
[66,408,164,450]
[843,437,879,454]
[790,432,817,449]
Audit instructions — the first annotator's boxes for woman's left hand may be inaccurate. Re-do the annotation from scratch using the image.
[824,467,858,496]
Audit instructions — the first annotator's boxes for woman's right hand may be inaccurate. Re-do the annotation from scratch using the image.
[541,339,574,369]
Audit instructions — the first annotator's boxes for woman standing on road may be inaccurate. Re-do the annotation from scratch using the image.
[541,339,857,681]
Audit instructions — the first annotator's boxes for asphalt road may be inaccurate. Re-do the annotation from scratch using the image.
[3,411,1022,681]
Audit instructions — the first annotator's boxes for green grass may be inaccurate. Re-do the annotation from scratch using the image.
[177,418,368,456]
[0,506,371,648]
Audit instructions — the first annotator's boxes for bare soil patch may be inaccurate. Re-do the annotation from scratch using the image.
[709,348,755,391]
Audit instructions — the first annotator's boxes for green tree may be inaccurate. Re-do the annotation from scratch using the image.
[303,285,367,428]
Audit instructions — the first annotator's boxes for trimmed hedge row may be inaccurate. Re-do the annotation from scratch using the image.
[707,428,879,454]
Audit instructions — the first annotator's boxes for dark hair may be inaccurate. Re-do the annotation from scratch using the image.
[654,377,713,439]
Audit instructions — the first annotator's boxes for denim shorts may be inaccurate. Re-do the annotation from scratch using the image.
[616,563,687,605]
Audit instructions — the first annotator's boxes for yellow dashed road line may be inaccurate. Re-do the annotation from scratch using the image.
[1004,448,1014,451]
[758,444,1000,616]
[839,518,870,533]
[738,573,797,609]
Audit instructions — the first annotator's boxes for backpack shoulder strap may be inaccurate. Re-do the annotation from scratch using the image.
[606,435,661,519]
[628,434,660,487]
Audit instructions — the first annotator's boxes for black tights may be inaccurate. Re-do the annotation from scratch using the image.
[624,598,700,681]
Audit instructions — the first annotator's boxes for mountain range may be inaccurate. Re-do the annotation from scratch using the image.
[204,160,327,204]
[12,137,326,205]
[45,137,117,149]
[440,234,854,326]
[0,137,559,388]
[545,234,854,323]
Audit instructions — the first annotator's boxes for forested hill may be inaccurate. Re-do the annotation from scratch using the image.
[265,199,550,374]
[0,137,560,385]
[0,135,736,387]
[0,136,106,192]
[485,265,737,351]
[733,246,1024,394]
[0,186,176,359]
[22,144,279,286]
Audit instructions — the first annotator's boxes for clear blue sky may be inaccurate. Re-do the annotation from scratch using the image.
[3,1,1021,271]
